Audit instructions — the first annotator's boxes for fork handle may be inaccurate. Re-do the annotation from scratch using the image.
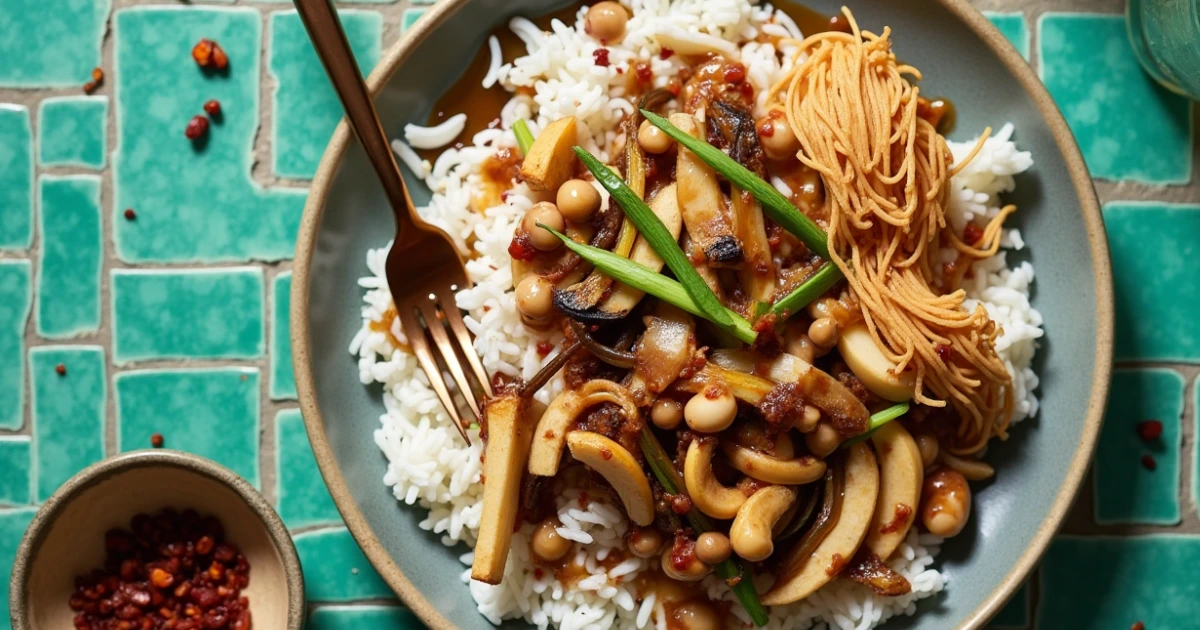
[293,0,414,225]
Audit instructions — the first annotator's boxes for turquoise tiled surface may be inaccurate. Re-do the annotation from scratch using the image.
[276,409,339,528]
[0,260,32,430]
[30,346,106,503]
[269,10,382,179]
[3,3,1200,630]
[1039,536,1200,629]
[115,368,262,487]
[112,268,265,363]
[38,96,108,168]
[0,105,34,250]
[0,0,110,87]
[1039,13,1193,183]
[37,175,103,338]
[1094,369,1184,525]
[295,527,394,602]
[0,438,32,506]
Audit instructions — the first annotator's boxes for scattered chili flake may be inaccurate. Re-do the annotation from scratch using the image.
[507,232,537,261]
[123,208,137,221]
[1137,419,1163,442]
[667,493,692,515]
[83,67,104,94]
[192,39,229,70]
[150,433,164,448]
[634,62,652,84]
[203,99,222,116]
[963,222,984,245]
[723,64,746,84]
[535,340,554,356]
[600,448,613,461]
[935,344,955,363]
[92,67,104,82]
[185,115,210,140]
[55,363,67,376]
[578,491,590,508]
[1131,622,1145,630]
[1141,454,1157,471]
[592,48,611,67]
[659,47,675,60]
[82,81,97,94]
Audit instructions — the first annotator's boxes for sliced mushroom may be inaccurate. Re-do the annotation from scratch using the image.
[528,380,638,476]
[763,443,880,605]
[836,324,916,402]
[599,183,684,315]
[722,442,826,486]
[730,485,796,562]
[520,116,577,191]
[632,301,695,395]
[865,422,923,561]
[670,112,741,267]
[567,431,655,526]
[472,393,534,584]
[684,440,747,520]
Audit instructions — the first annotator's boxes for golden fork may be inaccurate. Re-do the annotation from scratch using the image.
[294,0,490,444]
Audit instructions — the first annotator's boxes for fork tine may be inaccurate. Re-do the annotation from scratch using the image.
[417,299,483,420]
[397,304,473,446]
[436,286,494,398]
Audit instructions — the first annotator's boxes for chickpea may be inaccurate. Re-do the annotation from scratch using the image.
[694,532,731,565]
[757,107,800,161]
[660,548,712,582]
[921,467,972,538]
[673,601,722,630]
[805,422,840,458]
[651,398,684,430]
[786,333,816,364]
[637,119,673,154]
[797,405,821,433]
[556,179,601,223]
[684,390,737,433]
[522,201,565,251]
[628,527,665,558]
[914,432,939,469]
[515,275,554,320]
[808,317,840,348]
[531,519,572,561]
[585,1,629,43]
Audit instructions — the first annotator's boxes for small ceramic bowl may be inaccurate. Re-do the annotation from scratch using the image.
[8,450,305,630]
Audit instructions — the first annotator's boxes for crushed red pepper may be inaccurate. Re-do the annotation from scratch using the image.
[203,100,222,117]
[1137,420,1163,442]
[83,67,104,93]
[123,208,137,221]
[69,508,251,630]
[185,115,209,140]
[55,363,67,376]
[191,39,229,71]
[1141,454,1157,471]
[592,48,610,67]
[150,433,164,448]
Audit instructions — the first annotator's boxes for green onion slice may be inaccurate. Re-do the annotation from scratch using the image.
[513,119,535,155]
[843,402,911,447]
[573,146,734,329]
[770,263,842,318]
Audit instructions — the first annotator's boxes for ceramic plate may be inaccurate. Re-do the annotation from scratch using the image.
[293,1,1113,627]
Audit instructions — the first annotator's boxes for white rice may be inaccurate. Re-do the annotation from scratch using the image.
[355,2,1042,628]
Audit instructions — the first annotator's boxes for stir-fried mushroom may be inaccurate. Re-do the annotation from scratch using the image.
[670,112,743,267]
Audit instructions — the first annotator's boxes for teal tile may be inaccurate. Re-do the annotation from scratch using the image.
[113,7,307,263]
[268,10,381,179]
[112,268,265,364]
[1,508,37,622]
[0,260,32,429]
[271,272,296,399]
[984,12,1029,60]
[402,8,427,33]
[116,368,261,487]
[1094,368,1183,525]
[276,409,339,528]
[989,580,1029,628]
[38,96,108,168]
[0,437,32,505]
[1039,13,1192,183]
[1195,376,1200,521]
[0,105,33,250]
[37,175,103,338]
[1040,536,1200,629]
[294,528,393,602]
[30,346,106,503]
[1105,202,1200,362]
[0,0,110,87]
[307,606,422,630]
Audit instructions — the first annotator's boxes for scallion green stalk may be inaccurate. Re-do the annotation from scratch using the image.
[573,147,734,329]
[513,119,535,155]
[843,402,911,447]
[541,226,756,343]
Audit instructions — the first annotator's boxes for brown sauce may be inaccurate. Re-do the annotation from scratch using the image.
[774,1,854,37]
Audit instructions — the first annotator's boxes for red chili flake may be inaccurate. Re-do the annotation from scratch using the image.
[659,47,675,60]
[1137,420,1163,442]
[533,568,544,580]
[615,67,624,75]
[55,363,67,376]
[1141,454,1157,471]
[82,81,97,94]
[1131,622,1145,630]
[634,62,652,84]
[92,67,104,82]
[192,39,228,70]
[592,48,610,67]
[185,115,209,140]
[935,344,955,363]
[507,232,537,261]
[535,340,554,356]
[759,119,775,138]
[723,64,746,84]
[963,222,984,245]
[150,433,164,448]
[578,491,590,508]
[203,99,222,116]
[123,208,136,221]
[668,493,692,514]
[599,448,613,460]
